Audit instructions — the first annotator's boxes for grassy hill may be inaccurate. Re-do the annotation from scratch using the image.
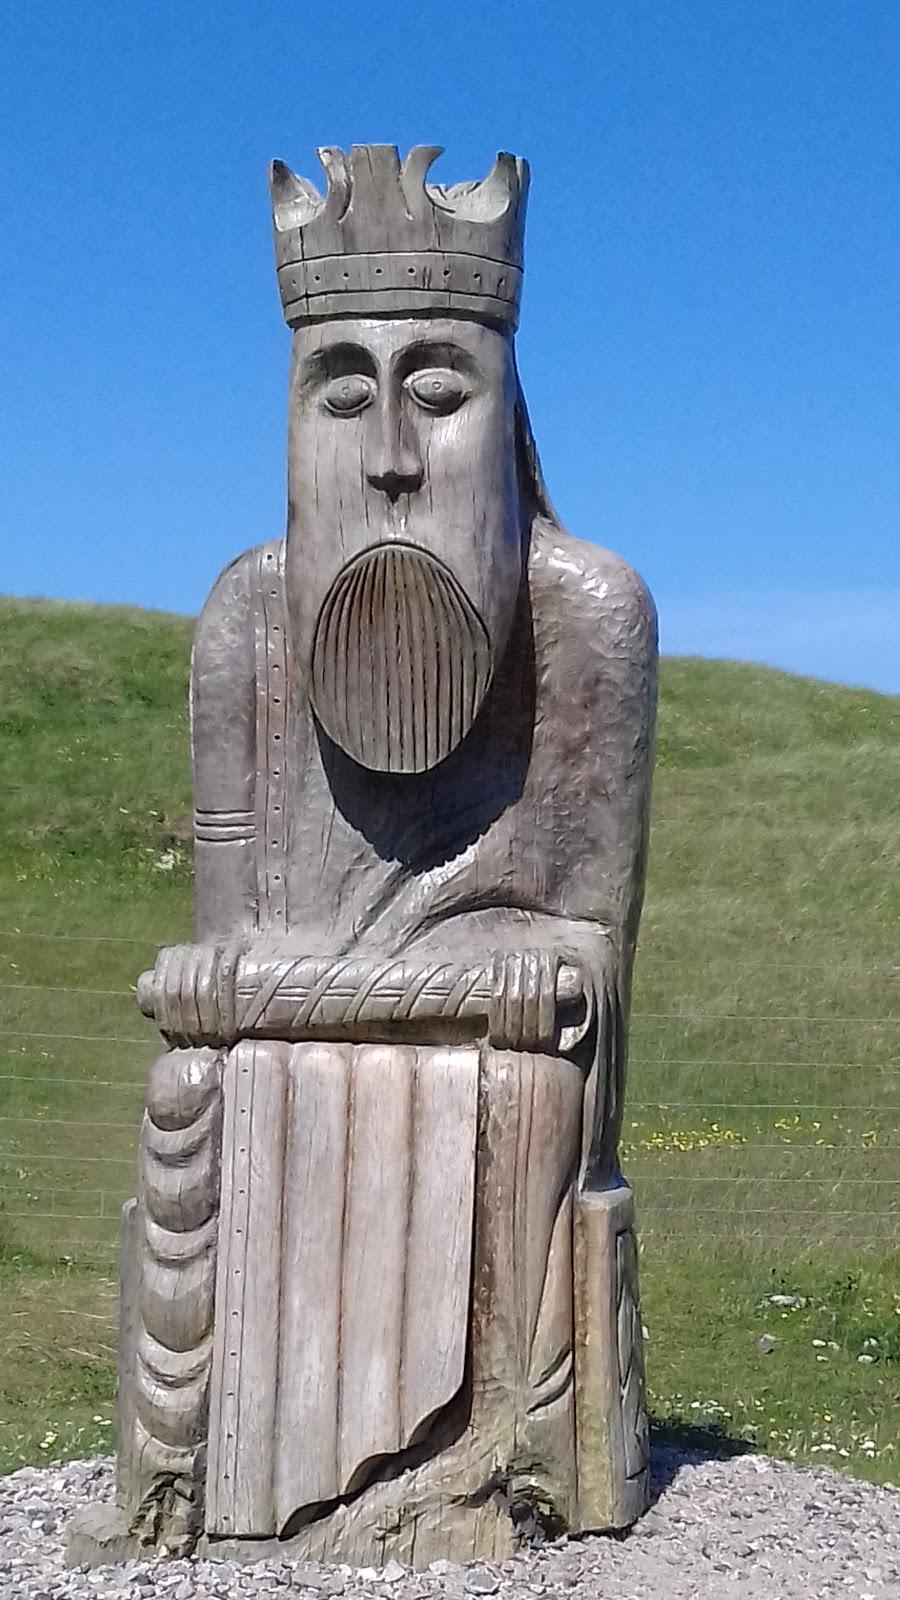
[1,595,898,1483]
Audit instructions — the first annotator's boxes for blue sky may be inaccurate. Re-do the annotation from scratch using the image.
[1,1,897,691]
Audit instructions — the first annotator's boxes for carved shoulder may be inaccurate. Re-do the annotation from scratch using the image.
[193,542,276,678]
[191,541,280,815]
[191,541,284,940]
[524,519,657,943]
[528,522,658,756]
[529,521,657,680]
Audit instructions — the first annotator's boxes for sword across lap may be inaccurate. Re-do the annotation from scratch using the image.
[136,944,588,1052]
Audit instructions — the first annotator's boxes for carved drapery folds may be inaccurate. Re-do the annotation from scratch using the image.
[118,1048,223,1553]
[118,964,650,1559]
[208,1041,479,1538]
[85,141,658,1572]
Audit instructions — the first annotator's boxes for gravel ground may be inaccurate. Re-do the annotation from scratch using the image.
[1,1448,898,1600]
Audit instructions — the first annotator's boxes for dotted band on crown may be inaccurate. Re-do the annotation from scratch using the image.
[277,251,522,329]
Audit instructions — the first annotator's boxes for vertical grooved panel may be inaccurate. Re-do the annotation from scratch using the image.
[210,1044,480,1535]
[338,1046,415,1488]
[401,1047,480,1440]
[207,1042,289,1536]
[274,1044,350,1524]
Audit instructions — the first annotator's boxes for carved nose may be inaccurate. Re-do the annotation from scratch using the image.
[365,393,424,500]
[366,463,424,500]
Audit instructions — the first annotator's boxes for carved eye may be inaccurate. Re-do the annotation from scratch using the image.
[405,368,469,415]
[323,374,375,415]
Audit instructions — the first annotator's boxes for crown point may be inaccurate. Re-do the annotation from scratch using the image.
[269,160,326,232]
[402,144,444,179]
[345,145,403,211]
[316,147,352,219]
[269,158,297,196]
[459,152,527,221]
[270,142,529,329]
[401,146,444,217]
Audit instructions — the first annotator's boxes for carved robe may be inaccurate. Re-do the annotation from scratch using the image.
[118,514,655,1558]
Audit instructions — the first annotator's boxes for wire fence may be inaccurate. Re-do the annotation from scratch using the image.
[0,924,898,1261]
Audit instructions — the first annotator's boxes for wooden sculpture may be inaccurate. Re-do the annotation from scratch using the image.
[74,144,658,1568]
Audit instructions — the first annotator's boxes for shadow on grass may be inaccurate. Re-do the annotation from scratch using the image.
[649,1417,753,1499]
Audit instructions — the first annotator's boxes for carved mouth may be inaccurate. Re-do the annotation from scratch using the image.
[310,542,492,774]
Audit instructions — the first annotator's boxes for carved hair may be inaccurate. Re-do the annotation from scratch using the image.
[514,376,562,531]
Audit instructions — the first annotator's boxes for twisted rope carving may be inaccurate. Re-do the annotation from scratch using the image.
[137,945,586,1052]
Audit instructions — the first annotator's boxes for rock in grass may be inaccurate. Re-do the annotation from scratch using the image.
[464,1568,500,1594]
[380,1561,407,1584]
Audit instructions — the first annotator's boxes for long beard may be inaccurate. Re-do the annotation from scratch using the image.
[309,541,493,774]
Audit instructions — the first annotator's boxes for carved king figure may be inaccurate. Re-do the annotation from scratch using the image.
[95,145,657,1566]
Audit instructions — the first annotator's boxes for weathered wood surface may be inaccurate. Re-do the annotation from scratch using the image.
[120,1048,223,1552]
[271,146,528,329]
[136,947,585,1050]
[207,1040,289,1535]
[99,141,658,1570]
[193,1051,644,1565]
[574,1186,650,1530]
[207,1042,479,1537]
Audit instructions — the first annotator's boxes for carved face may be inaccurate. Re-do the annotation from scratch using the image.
[284,317,524,773]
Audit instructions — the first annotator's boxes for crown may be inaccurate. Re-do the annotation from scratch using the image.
[269,144,529,330]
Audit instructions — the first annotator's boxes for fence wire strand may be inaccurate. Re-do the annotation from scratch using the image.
[1,927,897,1259]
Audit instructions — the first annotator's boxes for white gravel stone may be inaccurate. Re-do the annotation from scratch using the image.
[0,1449,899,1600]
[380,1563,407,1585]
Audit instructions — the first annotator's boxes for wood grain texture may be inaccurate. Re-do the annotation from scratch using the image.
[400,1047,479,1443]
[110,142,657,1567]
[279,1042,477,1522]
[275,1044,349,1514]
[617,1227,650,1482]
[207,1041,290,1536]
[137,948,584,1051]
[206,1042,478,1537]
[201,1046,584,1564]
[336,1045,415,1492]
[270,147,527,329]
[573,1186,649,1530]
[117,1048,223,1551]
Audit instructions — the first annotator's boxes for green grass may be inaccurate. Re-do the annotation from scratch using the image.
[629,657,899,1257]
[0,1249,117,1470]
[643,1245,900,1485]
[0,596,898,1482]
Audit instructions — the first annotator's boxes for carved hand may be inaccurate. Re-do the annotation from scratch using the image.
[135,941,238,1049]
[488,949,568,1051]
